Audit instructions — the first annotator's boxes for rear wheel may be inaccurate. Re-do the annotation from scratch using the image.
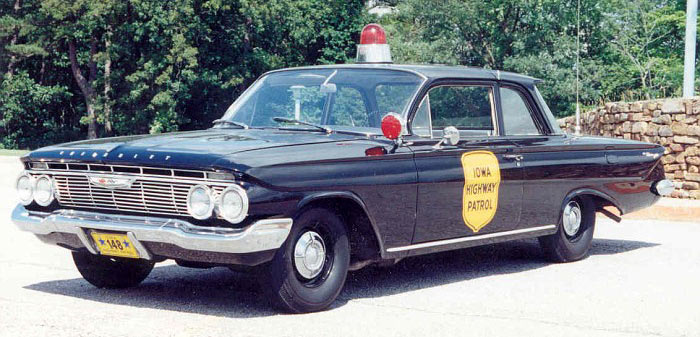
[265,207,350,313]
[72,251,154,288]
[539,196,596,262]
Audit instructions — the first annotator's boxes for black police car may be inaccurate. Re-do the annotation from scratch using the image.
[12,24,672,313]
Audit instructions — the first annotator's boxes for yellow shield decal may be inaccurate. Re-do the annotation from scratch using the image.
[461,151,501,233]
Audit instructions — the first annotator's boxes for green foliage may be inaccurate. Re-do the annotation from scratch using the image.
[381,0,694,117]
[429,86,492,129]
[0,72,77,149]
[0,0,696,148]
[331,87,369,127]
[0,0,368,148]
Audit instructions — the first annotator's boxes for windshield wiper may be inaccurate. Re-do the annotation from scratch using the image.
[272,117,332,134]
[212,119,249,129]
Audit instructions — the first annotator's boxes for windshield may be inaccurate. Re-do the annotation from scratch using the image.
[220,68,424,131]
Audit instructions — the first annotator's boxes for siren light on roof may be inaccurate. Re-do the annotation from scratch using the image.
[356,23,392,64]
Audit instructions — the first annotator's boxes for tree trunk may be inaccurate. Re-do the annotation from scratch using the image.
[39,58,45,84]
[104,26,113,136]
[68,39,98,139]
[5,0,22,79]
[639,68,651,100]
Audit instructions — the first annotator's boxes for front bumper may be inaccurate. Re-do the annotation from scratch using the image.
[11,204,292,264]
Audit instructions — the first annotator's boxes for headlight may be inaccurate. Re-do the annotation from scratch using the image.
[16,172,34,205]
[218,185,248,224]
[33,175,55,206]
[187,185,214,220]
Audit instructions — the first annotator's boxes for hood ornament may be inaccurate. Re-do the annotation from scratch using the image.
[87,175,136,190]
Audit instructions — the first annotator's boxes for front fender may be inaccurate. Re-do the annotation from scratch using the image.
[296,191,386,255]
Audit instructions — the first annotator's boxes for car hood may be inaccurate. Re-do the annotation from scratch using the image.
[25,129,374,170]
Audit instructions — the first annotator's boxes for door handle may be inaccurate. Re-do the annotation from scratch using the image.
[503,154,523,161]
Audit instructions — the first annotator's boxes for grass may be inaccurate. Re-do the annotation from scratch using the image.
[0,149,29,156]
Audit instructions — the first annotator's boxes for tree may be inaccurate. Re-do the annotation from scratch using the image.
[606,0,685,99]
[0,0,368,148]
[605,0,686,100]
[0,0,48,79]
[38,0,119,139]
[380,0,693,117]
[5,0,693,149]
[0,72,74,149]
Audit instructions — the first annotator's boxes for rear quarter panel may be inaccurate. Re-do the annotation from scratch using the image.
[517,135,664,228]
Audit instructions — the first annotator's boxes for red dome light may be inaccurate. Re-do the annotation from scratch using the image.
[356,23,392,63]
[360,24,387,45]
[381,113,404,140]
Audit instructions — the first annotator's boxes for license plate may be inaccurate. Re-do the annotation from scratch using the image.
[90,232,140,259]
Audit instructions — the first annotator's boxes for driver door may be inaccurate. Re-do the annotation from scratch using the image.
[409,82,524,243]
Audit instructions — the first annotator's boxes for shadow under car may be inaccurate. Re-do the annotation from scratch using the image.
[24,238,659,316]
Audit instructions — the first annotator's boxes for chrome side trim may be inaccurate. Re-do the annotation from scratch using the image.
[11,204,292,256]
[386,225,557,253]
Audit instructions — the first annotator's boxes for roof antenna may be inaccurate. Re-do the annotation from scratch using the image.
[575,0,582,136]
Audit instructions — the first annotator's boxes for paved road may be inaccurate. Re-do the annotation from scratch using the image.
[1,156,698,337]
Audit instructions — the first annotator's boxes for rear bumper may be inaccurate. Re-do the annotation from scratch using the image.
[651,179,674,197]
[11,204,292,264]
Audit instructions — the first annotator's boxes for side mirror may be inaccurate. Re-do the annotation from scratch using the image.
[433,126,460,149]
[443,126,460,145]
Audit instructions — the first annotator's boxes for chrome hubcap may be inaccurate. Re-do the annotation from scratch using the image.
[562,201,582,237]
[294,231,326,279]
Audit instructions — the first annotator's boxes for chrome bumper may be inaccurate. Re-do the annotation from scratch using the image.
[651,179,674,197]
[11,204,292,259]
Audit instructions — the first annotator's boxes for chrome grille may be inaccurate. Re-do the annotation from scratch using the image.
[27,164,232,218]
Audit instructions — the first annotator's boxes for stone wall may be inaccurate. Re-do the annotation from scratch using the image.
[559,97,700,199]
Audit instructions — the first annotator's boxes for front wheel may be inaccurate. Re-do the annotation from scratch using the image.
[265,207,350,313]
[72,251,154,288]
[539,196,596,262]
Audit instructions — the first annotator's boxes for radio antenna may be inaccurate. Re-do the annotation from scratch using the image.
[575,0,582,136]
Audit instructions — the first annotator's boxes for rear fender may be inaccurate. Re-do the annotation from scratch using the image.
[563,188,623,221]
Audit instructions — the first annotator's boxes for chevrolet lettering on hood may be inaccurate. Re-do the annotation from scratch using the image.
[11,23,671,313]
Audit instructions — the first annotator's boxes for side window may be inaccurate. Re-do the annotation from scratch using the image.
[422,85,494,136]
[330,86,369,127]
[411,96,432,137]
[500,87,540,135]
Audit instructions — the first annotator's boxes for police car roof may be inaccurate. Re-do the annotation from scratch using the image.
[267,63,540,86]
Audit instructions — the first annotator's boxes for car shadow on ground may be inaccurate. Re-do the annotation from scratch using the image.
[24,238,658,317]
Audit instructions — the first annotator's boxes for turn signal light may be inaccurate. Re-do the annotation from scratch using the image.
[365,146,387,156]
